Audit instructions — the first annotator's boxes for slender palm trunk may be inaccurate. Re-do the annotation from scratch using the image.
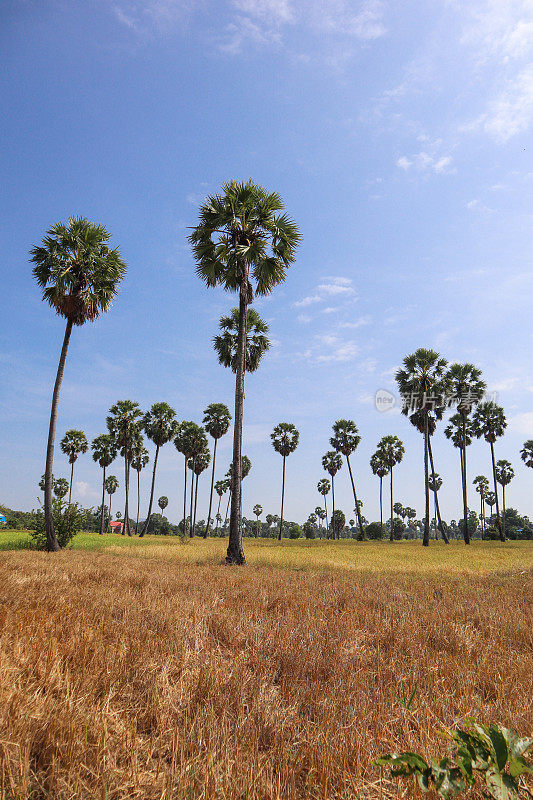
[502,484,506,540]
[124,457,132,536]
[278,455,286,541]
[108,493,113,530]
[215,494,222,536]
[489,441,504,541]
[44,319,72,551]
[480,495,485,540]
[140,445,159,538]
[379,477,383,538]
[324,495,329,536]
[423,414,430,547]
[205,438,217,539]
[227,280,247,565]
[346,456,365,540]
[68,460,74,505]
[99,466,106,535]
[193,473,199,536]
[332,476,336,539]
[224,490,232,532]
[189,460,195,537]
[256,516,260,537]
[428,437,449,544]
[183,455,188,536]
[389,468,394,542]
[135,470,140,535]
[461,417,470,545]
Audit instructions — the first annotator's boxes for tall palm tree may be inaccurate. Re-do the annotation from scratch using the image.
[91,433,117,535]
[317,478,331,533]
[203,403,232,538]
[321,452,342,539]
[189,448,211,536]
[60,429,88,504]
[31,216,127,551]
[446,363,486,545]
[253,503,263,536]
[445,414,475,543]
[485,491,496,528]
[375,435,405,543]
[131,445,149,535]
[473,475,490,539]
[190,180,300,564]
[370,451,389,539]
[106,400,143,537]
[330,419,365,539]
[408,409,449,543]
[104,475,119,530]
[140,402,178,537]
[213,308,270,374]
[271,422,300,541]
[315,505,326,535]
[495,460,514,540]
[174,422,204,536]
[520,440,533,471]
[472,401,507,541]
[427,473,442,539]
[396,348,450,546]
[214,478,229,536]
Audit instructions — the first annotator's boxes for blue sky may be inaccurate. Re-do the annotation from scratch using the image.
[1,0,532,526]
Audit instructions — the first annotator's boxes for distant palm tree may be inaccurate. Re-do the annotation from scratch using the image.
[330,419,365,539]
[190,180,300,564]
[53,478,69,499]
[271,422,300,541]
[140,402,178,538]
[214,478,229,536]
[321,452,342,539]
[446,363,486,545]
[203,403,232,538]
[520,440,533,471]
[485,490,496,526]
[106,400,143,537]
[104,475,119,530]
[253,503,263,536]
[39,473,56,494]
[315,505,326,535]
[131,445,149,535]
[188,448,211,536]
[317,478,331,533]
[396,348,450,546]
[174,422,206,537]
[445,414,475,543]
[375,435,405,543]
[158,496,168,518]
[495,460,514,540]
[31,216,126,551]
[473,475,490,539]
[370,451,389,539]
[223,456,252,535]
[60,429,88,504]
[427,473,442,539]
[91,433,118,535]
[472,401,507,541]
[213,308,270,374]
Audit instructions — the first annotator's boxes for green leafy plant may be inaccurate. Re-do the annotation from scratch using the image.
[31,497,82,550]
[375,721,533,800]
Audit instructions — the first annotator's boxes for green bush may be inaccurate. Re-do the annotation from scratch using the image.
[31,498,82,550]
[365,522,384,540]
[303,521,316,539]
[288,523,301,539]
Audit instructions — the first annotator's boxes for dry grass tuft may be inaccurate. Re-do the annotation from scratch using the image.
[0,548,531,799]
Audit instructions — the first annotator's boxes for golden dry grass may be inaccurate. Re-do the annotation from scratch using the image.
[0,546,532,799]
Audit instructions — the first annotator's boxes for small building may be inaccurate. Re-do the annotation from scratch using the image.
[109,521,123,534]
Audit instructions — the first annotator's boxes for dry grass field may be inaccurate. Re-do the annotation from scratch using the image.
[0,537,531,799]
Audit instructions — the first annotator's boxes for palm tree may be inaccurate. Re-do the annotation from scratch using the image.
[495,460,514,540]
[60,429,88,504]
[375,435,405,543]
[174,422,206,537]
[271,422,299,541]
[31,216,126,551]
[330,419,365,539]
[189,448,211,536]
[158,496,168,517]
[104,475,119,529]
[317,478,331,533]
[213,308,270,374]
[53,478,69,499]
[39,473,56,494]
[404,507,416,536]
[446,363,486,545]
[140,402,178,538]
[106,400,143,537]
[473,475,490,539]
[396,348,450,546]
[131,445,149,535]
[445,414,475,543]
[520,440,533,470]
[91,433,117,535]
[370,451,389,539]
[190,180,300,564]
[485,491,496,527]
[214,479,229,536]
[223,456,252,535]
[472,401,507,541]
[315,505,326,535]
[202,403,232,538]
[427,473,442,539]
[321,452,342,539]
[253,503,263,536]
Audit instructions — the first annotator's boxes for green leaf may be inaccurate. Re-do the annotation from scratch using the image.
[374,752,429,775]
[485,769,519,800]
[488,725,509,772]
[508,754,533,778]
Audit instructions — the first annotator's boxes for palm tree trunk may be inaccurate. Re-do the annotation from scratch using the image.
[278,455,286,541]
[215,493,222,535]
[379,476,383,538]
[461,417,470,545]
[489,441,504,541]
[136,470,140,535]
[124,457,132,536]
[324,495,328,536]
[346,456,365,540]
[332,476,336,539]
[99,466,106,535]
[44,320,73,551]
[68,460,74,505]
[193,473,199,536]
[423,413,430,547]
[389,468,394,542]
[427,437,449,544]
[224,490,232,532]
[189,460,195,537]
[108,493,112,530]
[502,484,506,540]
[183,455,187,536]
[227,279,247,565]
[205,438,217,539]
[140,444,159,537]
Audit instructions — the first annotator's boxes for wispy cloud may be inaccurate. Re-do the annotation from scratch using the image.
[464,64,533,141]
[293,276,357,310]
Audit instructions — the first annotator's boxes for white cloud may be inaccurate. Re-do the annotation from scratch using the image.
[293,294,322,307]
[297,313,311,324]
[397,151,455,174]
[292,277,356,309]
[74,481,96,500]
[339,316,371,329]
[508,411,533,434]
[317,282,356,296]
[468,65,533,141]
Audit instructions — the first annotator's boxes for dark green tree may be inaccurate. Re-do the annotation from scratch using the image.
[317,478,331,532]
[495,459,514,540]
[330,419,364,539]
[104,474,119,530]
[375,435,405,543]
[188,447,211,536]
[253,503,263,537]
[472,401,507,541]
[330,509,346,539]
[271,422,299,541]
[202,403,232,538]
[213,308,270,374]
[140,402,178,537]
[91,433,118,535]
[473,474,490,539]
[106,400,143,536]
[60,429,88,504]
[321,452,342,539]
[53,477,69,499]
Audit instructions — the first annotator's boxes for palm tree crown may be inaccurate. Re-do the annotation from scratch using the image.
[444,414,475,449]
[60,429,88,464]
[31,216,127,325]
[370,452,389,479]
[472,402,507,443]
[330,419,361,456]
[317,478,331,496]
[91,433,117,469]
[322,451,342,477]
[214,308,270,373]
[520,440,533,468]
[446,363,486,416]
[496,460,514,487]
[376,435,404,470]
[271,422,300,456]
[203,403,232,440]
[143,402,178,448]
